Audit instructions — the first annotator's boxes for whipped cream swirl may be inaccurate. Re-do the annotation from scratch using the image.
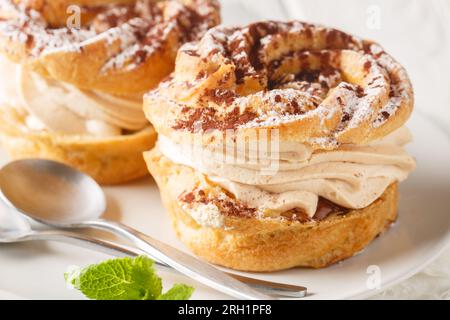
[0,56,147,136]
[159,127,416,217]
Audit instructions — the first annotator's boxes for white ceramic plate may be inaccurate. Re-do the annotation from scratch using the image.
[0,112,449,300]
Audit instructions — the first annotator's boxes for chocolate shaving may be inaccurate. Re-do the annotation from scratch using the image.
[363,60,372,72]
[313,198,348,221]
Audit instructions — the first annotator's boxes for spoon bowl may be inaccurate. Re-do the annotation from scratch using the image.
[0,159,105,225]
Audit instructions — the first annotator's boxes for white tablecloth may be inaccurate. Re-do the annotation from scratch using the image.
[221,0,450,300]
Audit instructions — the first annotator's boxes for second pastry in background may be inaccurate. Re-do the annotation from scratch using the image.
[0,0,220,184]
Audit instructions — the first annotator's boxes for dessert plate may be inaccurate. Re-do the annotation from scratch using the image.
[0,112,449,300]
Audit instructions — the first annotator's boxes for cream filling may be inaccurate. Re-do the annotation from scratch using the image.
[159,127,416,217]
[0,55,147,137]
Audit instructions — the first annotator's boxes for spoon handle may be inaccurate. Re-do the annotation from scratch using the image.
[19,230,306,298]
[76,219,273,300]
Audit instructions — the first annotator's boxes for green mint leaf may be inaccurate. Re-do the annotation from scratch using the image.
[157,284,195,300]
[69,256,162,300]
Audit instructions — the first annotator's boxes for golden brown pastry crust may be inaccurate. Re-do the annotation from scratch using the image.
[0,106,156,185]
[144,21,413,150]
[145,147,399,271]
[0,0,221,95]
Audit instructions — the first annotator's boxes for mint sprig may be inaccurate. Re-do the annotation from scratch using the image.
[65,256,194,300]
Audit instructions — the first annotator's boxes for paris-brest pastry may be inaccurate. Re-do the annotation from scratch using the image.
[144,21,416,271]
[0,0,220,184]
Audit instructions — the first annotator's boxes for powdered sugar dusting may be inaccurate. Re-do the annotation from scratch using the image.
[160,21,413,149]
[0,0,220,72]
[0,0,95,56]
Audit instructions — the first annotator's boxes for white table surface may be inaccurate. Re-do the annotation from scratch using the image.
[220,0,450,299]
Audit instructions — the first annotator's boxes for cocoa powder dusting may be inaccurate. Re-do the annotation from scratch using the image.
[172,105,258,132]
[179,189,257,218]
[180,189,348,222]
[166,20,411,143]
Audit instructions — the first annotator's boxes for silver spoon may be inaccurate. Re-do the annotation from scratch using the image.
[0,159,274,300]
[0,209,306,298]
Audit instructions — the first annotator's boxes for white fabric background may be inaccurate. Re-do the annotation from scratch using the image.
[221,0,450,300]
